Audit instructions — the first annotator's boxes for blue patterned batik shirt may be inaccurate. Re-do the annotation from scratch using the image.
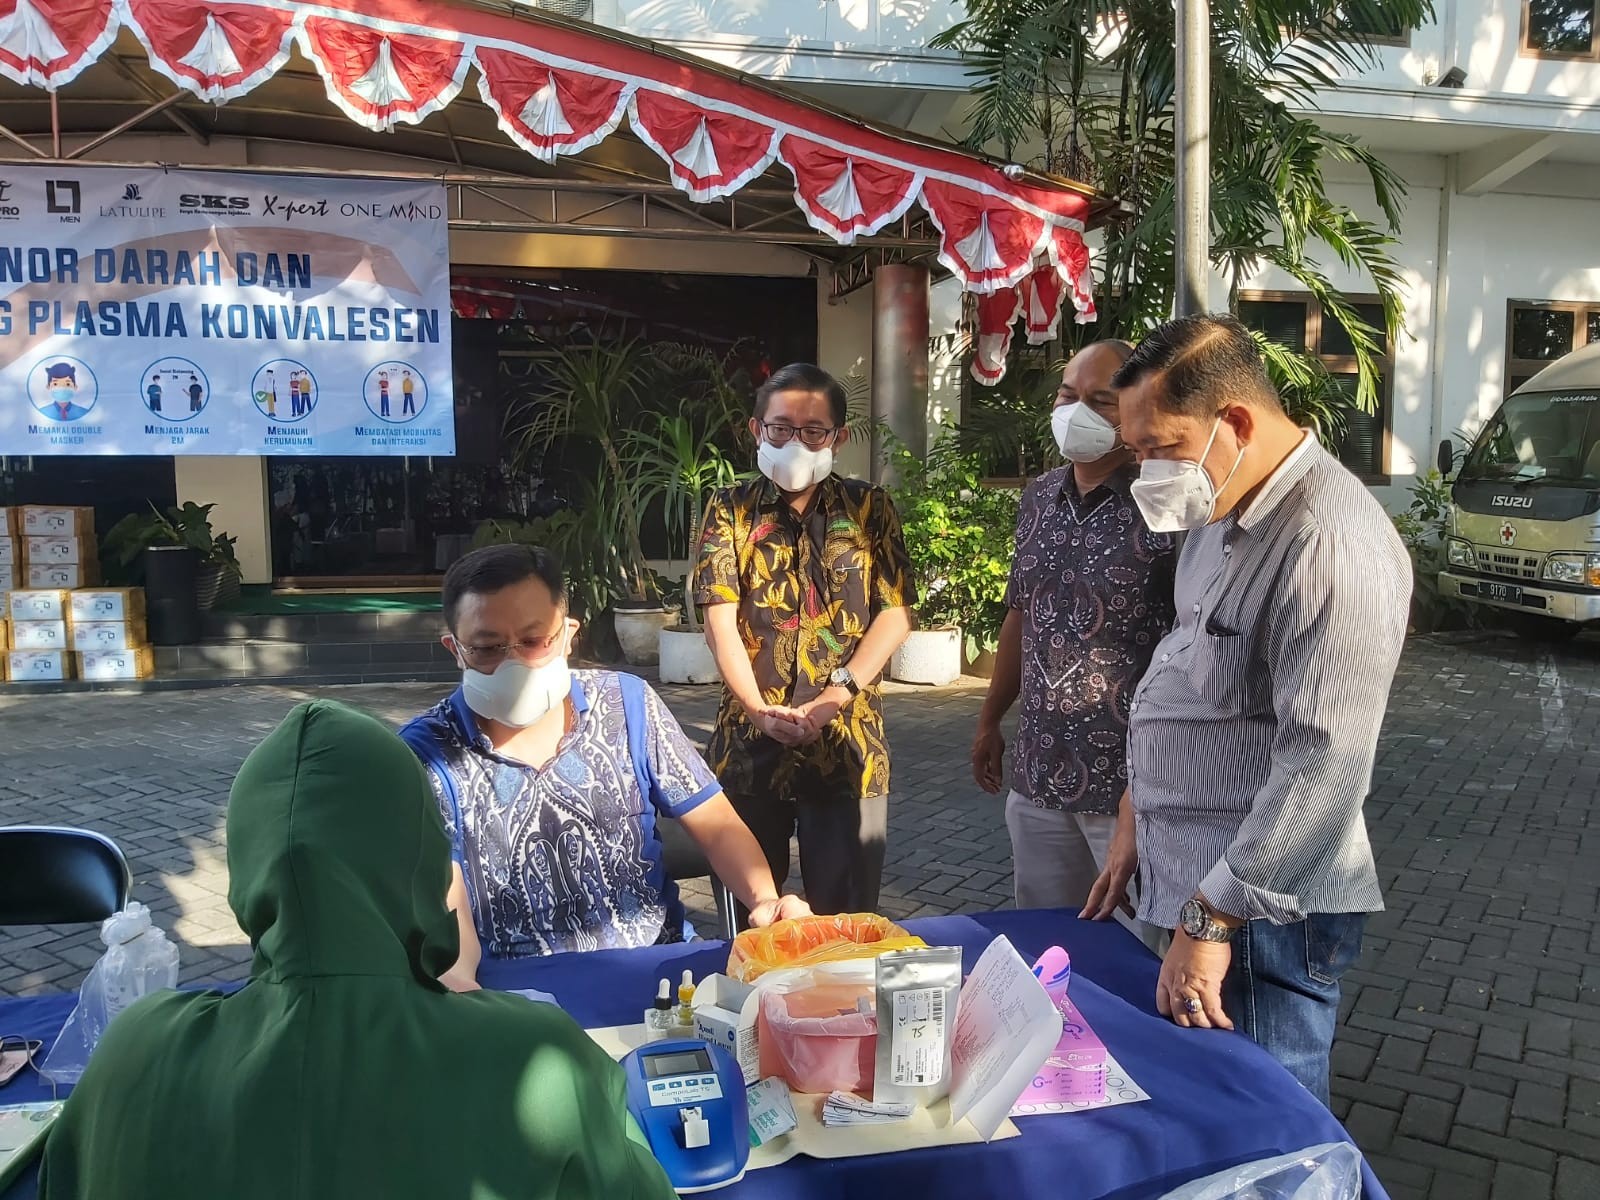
[400,669,720,957]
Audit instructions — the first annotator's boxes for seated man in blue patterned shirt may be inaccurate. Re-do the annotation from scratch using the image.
[401,544,809,988]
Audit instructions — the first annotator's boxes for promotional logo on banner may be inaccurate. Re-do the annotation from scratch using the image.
[0,165,454,457]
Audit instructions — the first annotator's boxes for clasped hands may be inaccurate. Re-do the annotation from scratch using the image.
[749,687,850,747]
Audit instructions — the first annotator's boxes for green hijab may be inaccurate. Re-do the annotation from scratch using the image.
[39,700,675,1200]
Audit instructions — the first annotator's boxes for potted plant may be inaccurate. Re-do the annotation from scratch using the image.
[505,337,675,665]
[101,502,237,644]
[884,430,1017,686]
[629,404,740,684]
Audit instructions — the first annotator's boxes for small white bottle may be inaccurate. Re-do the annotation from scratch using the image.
[645,977,675,1041]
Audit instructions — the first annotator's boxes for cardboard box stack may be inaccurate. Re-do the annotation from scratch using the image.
[3,507,152,683]
[71,589,153,681]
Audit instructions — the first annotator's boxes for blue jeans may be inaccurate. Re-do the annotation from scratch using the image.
[1221,912,1366,1106]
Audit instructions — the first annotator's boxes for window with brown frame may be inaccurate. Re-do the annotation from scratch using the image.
[1335,3,1415,45]
[1236,292,1392,483]
[1504,300,1600,396]
[1520,0,1597,58]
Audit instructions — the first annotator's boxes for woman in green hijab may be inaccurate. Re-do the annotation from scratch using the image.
[39,700,677,1200]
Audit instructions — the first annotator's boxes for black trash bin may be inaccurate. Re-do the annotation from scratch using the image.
[144,545,202,645]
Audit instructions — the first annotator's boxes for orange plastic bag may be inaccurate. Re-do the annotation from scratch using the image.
[726,913,925,983]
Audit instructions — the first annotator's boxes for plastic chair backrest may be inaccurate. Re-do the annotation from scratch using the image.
[0,826,132,926]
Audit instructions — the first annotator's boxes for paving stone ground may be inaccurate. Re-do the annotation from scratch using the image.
[3,632,1599,1200]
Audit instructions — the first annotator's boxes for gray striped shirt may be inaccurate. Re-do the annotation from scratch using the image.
[1127,435,1411,928]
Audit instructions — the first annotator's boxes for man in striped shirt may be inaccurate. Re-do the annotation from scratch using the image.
[1082,314,1411,1104]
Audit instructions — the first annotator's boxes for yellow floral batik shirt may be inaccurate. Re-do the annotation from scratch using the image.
[693,475,914,802]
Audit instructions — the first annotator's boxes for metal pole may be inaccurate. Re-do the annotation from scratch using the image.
[1174,0,1210,317]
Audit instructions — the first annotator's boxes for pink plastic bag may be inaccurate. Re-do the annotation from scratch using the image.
[757,968,878,1094]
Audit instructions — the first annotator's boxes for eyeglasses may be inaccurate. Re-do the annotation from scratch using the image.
[453,632,562,670]
[760,421,840,449]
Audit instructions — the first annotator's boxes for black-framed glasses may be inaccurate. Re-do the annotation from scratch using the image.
[454,632,562,670]
[760,421,840,449]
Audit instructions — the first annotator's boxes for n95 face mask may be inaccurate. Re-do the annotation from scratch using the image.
[1051,402,1120,463]
[1129,417,1244,534]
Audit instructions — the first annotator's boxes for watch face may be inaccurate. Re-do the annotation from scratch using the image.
[1179,899,1206,936]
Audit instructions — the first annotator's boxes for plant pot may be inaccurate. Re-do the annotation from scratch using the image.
[195,564,241,612]
[891,627,963,686]
[964,644,998,679]
[659,626,720,684]
[144,545,202,645]
[612,604,678,667]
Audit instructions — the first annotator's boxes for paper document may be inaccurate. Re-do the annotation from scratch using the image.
[948,935,1064,1141]
[1010,1052,1150,1117]
[821,1091,914,1127]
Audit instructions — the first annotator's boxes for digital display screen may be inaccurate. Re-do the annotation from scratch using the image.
[644,1049,712,1079]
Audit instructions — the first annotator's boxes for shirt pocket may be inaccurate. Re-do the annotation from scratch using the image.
[825,540,872,617]
[1184,630,1259,715]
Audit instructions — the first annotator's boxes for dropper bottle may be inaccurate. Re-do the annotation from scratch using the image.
[646,977,674,1039]
[677,969,696,1027]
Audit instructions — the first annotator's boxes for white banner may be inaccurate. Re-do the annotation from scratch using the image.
[0,165,454,456]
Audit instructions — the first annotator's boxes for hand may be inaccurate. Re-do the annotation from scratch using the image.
[752,706,811,747]
[971,722,1005,793]
[1155,930,1234,1030]
[1080,803,1137,920]
[439,968,481,994]
[794,687,851,737]
[748,894,811,927]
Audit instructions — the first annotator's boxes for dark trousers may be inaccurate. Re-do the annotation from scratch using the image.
[716,785,888,925]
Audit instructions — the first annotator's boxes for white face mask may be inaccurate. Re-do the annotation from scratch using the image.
[459,655,571,729]
[1051,402,1120,463]
[757,438,834,493]
[1130,417,1246,534]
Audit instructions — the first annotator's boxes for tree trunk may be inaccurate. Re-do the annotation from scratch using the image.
[601,432,657,603]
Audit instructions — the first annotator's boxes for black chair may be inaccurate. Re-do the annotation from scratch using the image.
[657,817,740,943]
[0,826,132,926]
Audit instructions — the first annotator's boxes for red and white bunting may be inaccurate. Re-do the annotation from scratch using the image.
[298,17,469,132]
[1019,266,1065,345]
[922,180,1051,296]
[473,48,629,162]
[628,90,779,204]
[778,135,920,243]
[124,0,295,103]
[7,0,1099,382]
[0,0,117,89]
[972,286,1023,386]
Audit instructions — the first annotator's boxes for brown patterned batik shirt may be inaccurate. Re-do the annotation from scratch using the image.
[694,474,914,802]
[1006,464,1176,816]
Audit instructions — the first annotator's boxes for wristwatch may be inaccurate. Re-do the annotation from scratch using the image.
[1179,898,1239,943]
[829,666,860,696]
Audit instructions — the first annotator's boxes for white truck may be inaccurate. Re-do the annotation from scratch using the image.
[1437,340,1600,640]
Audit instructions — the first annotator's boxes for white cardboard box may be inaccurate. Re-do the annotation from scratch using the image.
[11,620,68,650]
[692,974,760,1085]
[9,589,69,623]
[22,507,94,537]
[69,589,145,624]
[70,622,144,652]
[29,563,96,589]
[0,538,14,565]
[7,650,72,681]
[25,537,94,566]
[79,647,155,681]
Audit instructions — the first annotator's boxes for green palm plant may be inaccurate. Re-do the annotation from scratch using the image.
[627,407,741,631]
[504,337,659,604]
[934,0,1433,415]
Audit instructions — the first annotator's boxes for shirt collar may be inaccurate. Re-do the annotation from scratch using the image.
[1236,430,1318,532]
[758,472,841,515]
[448,672,590,751]
[1058,461,1135,504]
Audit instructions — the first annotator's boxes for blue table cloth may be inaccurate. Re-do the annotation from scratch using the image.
[0,909,1386,1200]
